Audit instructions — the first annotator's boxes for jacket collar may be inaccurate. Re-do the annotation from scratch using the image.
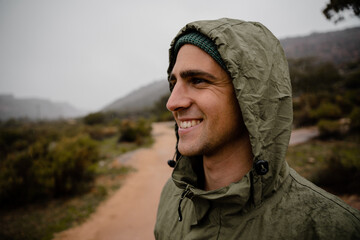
[172,155,252,223]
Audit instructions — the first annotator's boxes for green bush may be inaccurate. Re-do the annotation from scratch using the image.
[316,145,360,194]
[135,118,152,138]
[289,58,340,95]
[118,120,137,142]
[287,140,360,195]
[86,126,118,140]
[292,93,333,127]
[335,94,354,116]
[50,135,99,196]
[118,118,152,145]
[83,112,105,125]
[0,134,99,205]
[158,111,174,122]
[349,107,360,130]
[317,119,341,138]
[0,139,51,204]
[344,69,360,89]
[150,93,174,121]
[293,107,314,127]
[310,102,342,120]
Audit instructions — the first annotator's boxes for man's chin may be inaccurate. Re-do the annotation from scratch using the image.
[178,145,201,157]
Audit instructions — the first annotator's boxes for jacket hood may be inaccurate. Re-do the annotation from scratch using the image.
[168,18,293,208]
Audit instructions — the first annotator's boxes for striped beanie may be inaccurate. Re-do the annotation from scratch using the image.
[173,32,226,70]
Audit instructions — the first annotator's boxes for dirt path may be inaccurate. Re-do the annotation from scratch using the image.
[54,123,321,240]
[289,126,319,145]
[54,122,175,240]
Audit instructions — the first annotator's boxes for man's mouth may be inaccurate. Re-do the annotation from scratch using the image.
[179,120,202,129]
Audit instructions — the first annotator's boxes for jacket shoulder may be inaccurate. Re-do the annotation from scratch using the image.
[286,168,360,238]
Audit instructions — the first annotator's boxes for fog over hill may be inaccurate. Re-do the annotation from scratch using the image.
[0,94,85,121]
[102,80,169,113]
[280,26,360,65]
[102,27,360,114]
[2,27,359,120]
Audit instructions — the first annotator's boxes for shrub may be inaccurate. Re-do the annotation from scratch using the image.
[50,135,99,196]
[118,118,152,145]
[334,94,354,115]
[158,111,174,122]
[118,120,138,142]
[317,119,341,138]
[349,107,360,130]
[0,139,51,204]
[0,134,99,206]
[135,118,152,138]
[316,144,360,194]
[83,112,105,125]
[310,102,342,120]
[86,126,118,140]
[292,93,328,127]
[289,58,340,95]
[344,69,360,89]
[293,107,314,127]
[287,140,360,195]
[151,94,173,121]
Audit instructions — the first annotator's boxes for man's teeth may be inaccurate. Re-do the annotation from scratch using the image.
[179,120,201,129]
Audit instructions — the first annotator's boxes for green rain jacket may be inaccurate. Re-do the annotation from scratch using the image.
[154,18,360,240]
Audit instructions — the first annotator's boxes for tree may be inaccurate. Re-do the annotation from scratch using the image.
[323,0,360,23]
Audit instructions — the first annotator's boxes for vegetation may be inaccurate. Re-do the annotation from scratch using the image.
[290,58,360,137]
[118,118,153,144]
[289,58,340,95]
[323,0,360,23]
[288,57,360,198]
[287,136,360,195]
[0,116,152,240]
[0,51,359,239]
[83,112,106,125]
[150,93,173,122]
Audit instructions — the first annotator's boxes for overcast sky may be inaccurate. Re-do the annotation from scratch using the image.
[1,0,359,112]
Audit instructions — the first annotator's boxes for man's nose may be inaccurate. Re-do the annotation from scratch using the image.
[166,82,191,112]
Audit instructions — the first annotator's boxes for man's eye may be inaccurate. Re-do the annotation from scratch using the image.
[191,78,206,85]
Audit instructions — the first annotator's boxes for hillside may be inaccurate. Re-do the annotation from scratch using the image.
[0,94,85,120]
[101,27,360,114]
[102,80,169,113]
[280,26,360,65]
[2,28,358,120]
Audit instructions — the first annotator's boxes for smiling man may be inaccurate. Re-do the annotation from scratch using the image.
[167,43,252,191]
[155,18,360,239]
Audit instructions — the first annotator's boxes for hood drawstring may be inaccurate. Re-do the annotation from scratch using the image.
[178,185,191,222]
[167,151,177,168]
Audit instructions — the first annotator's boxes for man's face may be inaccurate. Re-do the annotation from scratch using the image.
[167,44,245,157]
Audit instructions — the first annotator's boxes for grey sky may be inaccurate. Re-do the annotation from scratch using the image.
[0,0,359,112]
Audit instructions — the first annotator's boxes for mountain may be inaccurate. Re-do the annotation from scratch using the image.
[0,94,86,121]
[103,27,360,114]
[102,80,169,113]
[280,26,360,65]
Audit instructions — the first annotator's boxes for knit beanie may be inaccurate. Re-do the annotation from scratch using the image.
[173,32,227,70]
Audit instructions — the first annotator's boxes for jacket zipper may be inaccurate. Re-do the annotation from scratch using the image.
[178,185,190,222]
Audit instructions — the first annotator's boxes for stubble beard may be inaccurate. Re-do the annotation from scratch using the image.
[178,129,241,158]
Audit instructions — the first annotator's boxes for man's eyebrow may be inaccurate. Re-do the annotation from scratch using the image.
[170,69,217,81]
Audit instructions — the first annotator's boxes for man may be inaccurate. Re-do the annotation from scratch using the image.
[155,18,360,239]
